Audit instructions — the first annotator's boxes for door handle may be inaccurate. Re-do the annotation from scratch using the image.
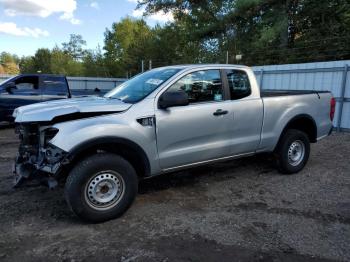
[213,109,228,116]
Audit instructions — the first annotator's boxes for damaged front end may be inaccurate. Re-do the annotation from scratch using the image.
[13,123,67,188]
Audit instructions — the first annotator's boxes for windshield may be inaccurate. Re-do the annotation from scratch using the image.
[0,76,15,86]
[104,67,182,103]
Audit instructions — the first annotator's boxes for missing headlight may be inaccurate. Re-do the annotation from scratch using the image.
[42,127,59,147]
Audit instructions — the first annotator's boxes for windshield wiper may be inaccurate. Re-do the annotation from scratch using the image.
[107,96,123,101]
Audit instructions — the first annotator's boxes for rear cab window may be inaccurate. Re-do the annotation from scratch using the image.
[226,69,251,100]
[41,76,68,95]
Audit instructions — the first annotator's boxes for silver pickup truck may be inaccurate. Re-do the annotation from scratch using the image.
[13,64,334,222]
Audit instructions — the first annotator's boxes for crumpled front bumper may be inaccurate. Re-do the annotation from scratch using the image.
[13,144,68,189]
[13,123,70,188]
[13,160,37,187]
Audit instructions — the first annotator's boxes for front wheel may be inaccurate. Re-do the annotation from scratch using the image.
[64,153,138,223]
[274,129,310,174]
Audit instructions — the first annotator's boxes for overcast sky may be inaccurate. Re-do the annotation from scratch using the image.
[0,0,174,57]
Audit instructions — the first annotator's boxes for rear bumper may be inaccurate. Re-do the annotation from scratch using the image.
[316,125,333,141]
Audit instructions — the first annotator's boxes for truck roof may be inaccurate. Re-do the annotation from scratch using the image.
[156,64,250,70]
[16,74,66,77]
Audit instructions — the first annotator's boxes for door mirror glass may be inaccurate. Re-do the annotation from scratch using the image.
[5,82,16,93]
[159,90,189,109]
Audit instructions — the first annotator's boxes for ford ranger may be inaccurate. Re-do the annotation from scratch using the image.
[12,65,335,222]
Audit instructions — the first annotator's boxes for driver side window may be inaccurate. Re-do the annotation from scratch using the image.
[12,76,39,94]
[166,70,223,103]
[16,82,35,90]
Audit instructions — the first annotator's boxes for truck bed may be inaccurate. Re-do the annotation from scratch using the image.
[259,89,333,152]
[261,89,330,97]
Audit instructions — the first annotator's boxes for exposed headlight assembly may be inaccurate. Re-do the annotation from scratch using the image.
[41,127,59,147]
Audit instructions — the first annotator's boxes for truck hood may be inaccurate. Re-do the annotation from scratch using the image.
[13,96,132,123]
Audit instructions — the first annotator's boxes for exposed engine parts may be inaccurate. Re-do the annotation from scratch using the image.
[13,123,66,188]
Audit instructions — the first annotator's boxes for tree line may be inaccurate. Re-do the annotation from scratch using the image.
[1,0,349,78]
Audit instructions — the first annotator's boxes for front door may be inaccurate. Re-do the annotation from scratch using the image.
[0,75,42,120]
[155,69,234,169]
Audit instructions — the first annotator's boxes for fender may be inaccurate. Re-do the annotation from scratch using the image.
[66,136,151,177]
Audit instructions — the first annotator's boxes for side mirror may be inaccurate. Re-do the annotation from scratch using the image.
[158,90,189,109]
[5,82,16,93]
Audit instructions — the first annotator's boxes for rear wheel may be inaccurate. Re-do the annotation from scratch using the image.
[275,129,310,174]
[64,153,138,223]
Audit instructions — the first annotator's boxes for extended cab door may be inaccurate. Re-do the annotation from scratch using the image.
[41,75,70,101]
[223,69,263,155]
[155,69,234,169]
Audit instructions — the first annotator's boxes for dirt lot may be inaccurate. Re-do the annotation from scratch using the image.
[0,126,349,262]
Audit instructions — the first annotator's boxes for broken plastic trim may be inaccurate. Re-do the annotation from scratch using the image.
[13,141,68,189]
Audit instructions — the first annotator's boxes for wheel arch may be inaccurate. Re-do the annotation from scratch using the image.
[66,137,151,178]
[275,114,317,151]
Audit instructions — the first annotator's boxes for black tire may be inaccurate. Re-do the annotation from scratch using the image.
[274,129,310,174]
[64,153,138,223]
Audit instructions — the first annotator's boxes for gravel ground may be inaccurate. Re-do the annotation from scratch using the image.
[0,126,349,262]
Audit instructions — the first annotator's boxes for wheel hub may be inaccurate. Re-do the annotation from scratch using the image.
[85,172,124,210]
[288,140,305,166]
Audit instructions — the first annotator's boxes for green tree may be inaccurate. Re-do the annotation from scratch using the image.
[0,52,20,74]
[51,46,84,76]
[19,46,84,76]
[19,56,35,73]
[149,23,202,65]
[291,0,350,62]
[104,17,153,76]
[32,48,52,73]
[83,46,108,77]
[7,0,350,77]
[139,0,350,65]
[62,34,87,60]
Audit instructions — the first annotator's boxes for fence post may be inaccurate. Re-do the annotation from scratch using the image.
[259,69,264,90]
[149,60,152,70]
[141,60,144,73]
[337,64,348,132]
